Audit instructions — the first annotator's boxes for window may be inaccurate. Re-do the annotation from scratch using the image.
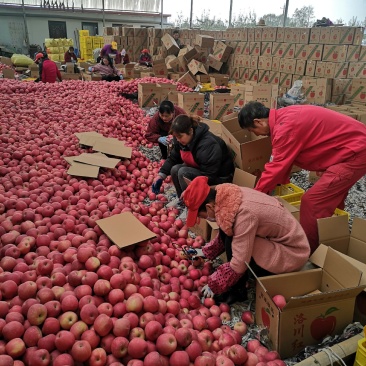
[82,22,99,36]
[48,21,67,39]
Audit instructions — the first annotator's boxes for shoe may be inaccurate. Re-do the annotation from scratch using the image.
[166,198,182,208]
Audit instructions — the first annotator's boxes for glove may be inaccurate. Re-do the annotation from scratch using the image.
[186,248,205,258]
[202,284,214,298]
[88,67,93,72]
[151,178,163,194]
[119,74,124,80]
[146,62,149,66]
[158,136,168,146]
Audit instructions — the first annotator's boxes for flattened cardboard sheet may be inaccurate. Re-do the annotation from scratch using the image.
[67,162,100,178]
[96,212,156,248]
[93,137,132,159]
[75,131,103,146]
[73,153,120,169]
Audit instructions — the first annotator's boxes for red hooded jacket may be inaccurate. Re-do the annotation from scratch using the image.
[41,59,62,83]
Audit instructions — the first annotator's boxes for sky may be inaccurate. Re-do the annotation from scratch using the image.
[163,0,366,25]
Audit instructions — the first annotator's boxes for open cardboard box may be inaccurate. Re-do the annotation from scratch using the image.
[220,114,272,173]
[96,212,156,249]
[314,215,366,324]
[252,247,364,359]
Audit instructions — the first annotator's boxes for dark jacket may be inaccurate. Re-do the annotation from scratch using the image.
[41,59,62,83]
[145,106,187,143]
[159,123,234,180]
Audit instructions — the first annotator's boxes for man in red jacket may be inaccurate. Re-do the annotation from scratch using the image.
[238,102,366,253]
[41,54,62,83]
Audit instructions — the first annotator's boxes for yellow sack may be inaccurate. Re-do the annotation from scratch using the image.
[11,54,34,67]
[45,38,56,47]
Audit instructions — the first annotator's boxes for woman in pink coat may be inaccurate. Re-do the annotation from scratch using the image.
[183,176,310,304]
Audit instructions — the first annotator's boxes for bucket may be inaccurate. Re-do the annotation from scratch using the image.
[354,337,366,366]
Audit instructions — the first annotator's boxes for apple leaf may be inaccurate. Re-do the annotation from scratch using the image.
[325,307,339,316]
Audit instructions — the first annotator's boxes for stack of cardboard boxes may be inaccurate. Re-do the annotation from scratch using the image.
[224,26,365,104]
[103,26,148,62]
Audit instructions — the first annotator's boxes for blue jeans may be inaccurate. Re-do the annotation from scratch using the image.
[170,164,232,197]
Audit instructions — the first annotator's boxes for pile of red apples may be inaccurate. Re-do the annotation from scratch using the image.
[0,78,285,366]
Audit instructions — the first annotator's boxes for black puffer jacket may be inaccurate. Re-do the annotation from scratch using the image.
[159,123,234,181]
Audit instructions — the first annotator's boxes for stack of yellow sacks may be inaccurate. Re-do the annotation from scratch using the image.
[44,38,74,62]
[79,30,104,60]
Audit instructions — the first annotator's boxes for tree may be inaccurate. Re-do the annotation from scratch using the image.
[262,13,284,26]
[347,16,366,27]
[231,10,257,28]
[289,5,315,27]
[194,10,228,30]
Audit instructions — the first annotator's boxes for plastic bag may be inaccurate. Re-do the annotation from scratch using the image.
[10,54,34,67]
[280,80,306,106]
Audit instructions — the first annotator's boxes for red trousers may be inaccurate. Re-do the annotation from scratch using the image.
[300,150,366,253]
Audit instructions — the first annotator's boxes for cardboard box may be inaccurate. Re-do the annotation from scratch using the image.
[152,59,168,77]
[330,26,356,45]
[167,91,178,104]
[268,71,280,85]
[279,58,296,74]
[138,83,161,108]
[81,72,103,81]
[275,28,285,42]
[320,27,331,44]
[271,56,280,71]
[247,69,259,82]
[200,118,222,138]
[322,45,348,62]
[294,59,306,75]
[254,246,363,358]
[278,73,293,89]
[295,44,323,61]
[249,42,261,56]
[210,75,229,87]
[212,41,233,63]
[96,212,156,249]
[0,56,12,66]
[346,45,361,62]
[195,35,214,49]
[315,61,327,78]
[177,92,204,117]
[305,61,316,76]
[2,69,16,79]
[196,74,211,83]
[230,84,246,107]
[302,77,332,104]
[258,56,272,70]
[119,64,136,79]
[347,62,366,79]
[360,45,366,62]
[62,72,81,80]
[161,33,180,55]
[177,72,197,89]
[157,83,177,101]
[332,79,353,96]
[349,79,366,102]
[298,28,311,44]
[187,59,208,75]
[207,55,223,71]
[245,83,278,108]
[258,70,270,84]
[262,27,277,42]
[309,27,321,44]
[260,42,273,56]
[209,94,234,121]
[220,116,272,173]
[271,42,295,58]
